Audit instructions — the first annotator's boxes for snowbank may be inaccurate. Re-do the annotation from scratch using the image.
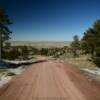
[0,66,25,88]
[0,75,12,88]
[0,58,41,88]
[8,66,25,75]
[4,60,34,64]
[0,59,35,68]
[82,68,100,76]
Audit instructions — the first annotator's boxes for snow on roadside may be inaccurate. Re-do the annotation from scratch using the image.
[8,66,25,75]
[4,59,35,64]
[0,58,39,88]
[0,75,12,88]
[0,66,25,88]
[82,68,100,76]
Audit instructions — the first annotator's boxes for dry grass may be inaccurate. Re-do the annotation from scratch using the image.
[59,55,100,82]
[0,69,7,73]
[60,55,97,70]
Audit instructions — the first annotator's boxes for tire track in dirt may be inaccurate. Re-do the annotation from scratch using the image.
[0,59,100,100]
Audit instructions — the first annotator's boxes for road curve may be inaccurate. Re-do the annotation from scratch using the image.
[0,59,100,100]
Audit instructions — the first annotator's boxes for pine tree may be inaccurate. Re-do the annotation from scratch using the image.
[0,8,12,61]
[81,20,100,67]
[70,35,80,57]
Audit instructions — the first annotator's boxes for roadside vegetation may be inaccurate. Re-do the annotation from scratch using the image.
[61,20,100,69]
[81,20,100,67]
[0,8,12,61]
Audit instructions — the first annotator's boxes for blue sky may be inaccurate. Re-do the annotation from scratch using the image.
[1,0,100,41]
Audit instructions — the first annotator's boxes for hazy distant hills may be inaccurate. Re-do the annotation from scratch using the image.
[10,41,71,48]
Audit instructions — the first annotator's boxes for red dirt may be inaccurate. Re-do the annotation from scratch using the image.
[0,59,100,100]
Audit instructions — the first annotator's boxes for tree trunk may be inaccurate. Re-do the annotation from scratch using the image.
[0,32,1,61]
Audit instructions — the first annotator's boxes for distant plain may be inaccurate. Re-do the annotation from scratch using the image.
[10,41,71,48]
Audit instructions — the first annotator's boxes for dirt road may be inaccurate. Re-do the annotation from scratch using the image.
[0,59,100,100]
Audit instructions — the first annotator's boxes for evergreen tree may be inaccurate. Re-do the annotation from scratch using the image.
[0,8,12,60]
[81,20,100,67]
[70,35,80,57]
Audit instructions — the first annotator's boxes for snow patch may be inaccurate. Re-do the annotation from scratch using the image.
[4,59,35,64]
[8,66,24,75]
[0,76,12,88]
[82,68,100,76]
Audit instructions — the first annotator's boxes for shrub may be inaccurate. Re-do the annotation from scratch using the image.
[93,57,100,67]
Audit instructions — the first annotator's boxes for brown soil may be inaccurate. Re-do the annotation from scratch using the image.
[0,58,100,100]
